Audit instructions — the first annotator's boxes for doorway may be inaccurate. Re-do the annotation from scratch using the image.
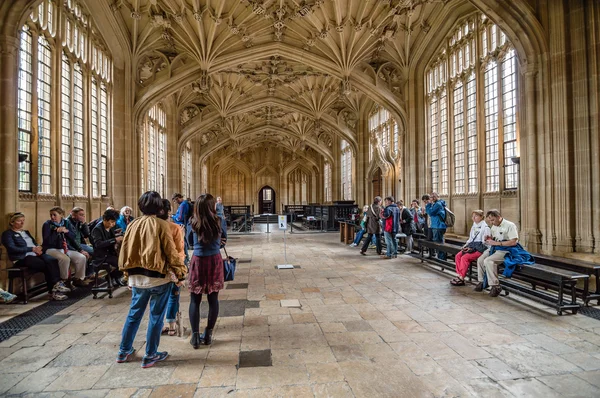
[372,168,382,198]
[258,186,276,214]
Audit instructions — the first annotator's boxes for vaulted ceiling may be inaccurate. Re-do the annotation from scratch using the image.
[112,0,447,163]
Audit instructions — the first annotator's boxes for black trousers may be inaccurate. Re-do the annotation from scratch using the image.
[15,254,61,289]
[361,233,382,255]
[93,254,122,279]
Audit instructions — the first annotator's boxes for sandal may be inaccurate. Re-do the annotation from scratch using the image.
[168,323,176,336]
[450,279,465,286]
[161,326,170,335]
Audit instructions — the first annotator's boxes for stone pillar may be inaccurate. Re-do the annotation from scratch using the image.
[0,35,20,223]
[520,67,542,252]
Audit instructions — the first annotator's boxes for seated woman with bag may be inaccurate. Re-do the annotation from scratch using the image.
[2,212,71,301]
[451,209,491,286]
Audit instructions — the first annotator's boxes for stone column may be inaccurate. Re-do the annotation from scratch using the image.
[520,66,542,252]
[0,35,20,223]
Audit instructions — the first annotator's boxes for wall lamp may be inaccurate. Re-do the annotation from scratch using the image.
[510,156,520,165]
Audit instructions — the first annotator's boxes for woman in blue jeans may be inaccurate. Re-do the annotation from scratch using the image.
[350,206,376,247]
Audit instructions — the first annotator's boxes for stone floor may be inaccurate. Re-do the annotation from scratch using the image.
[2,232,600,397]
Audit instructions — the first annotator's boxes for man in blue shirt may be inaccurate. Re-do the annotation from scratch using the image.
[425,192,447,260]
[172,193,191,265]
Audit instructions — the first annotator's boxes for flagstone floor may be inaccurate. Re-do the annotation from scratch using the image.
[2,232,600,397]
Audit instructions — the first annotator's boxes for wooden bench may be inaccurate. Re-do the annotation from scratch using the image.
[532,254,600,306]
[497,263,587,315]
[7,266,49,304]
[444,237,600,306]
[416,238,588,315]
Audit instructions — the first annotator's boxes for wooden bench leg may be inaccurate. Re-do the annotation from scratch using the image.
[557,282,564,316]
[583,278,590,306]
[21,271,28,304]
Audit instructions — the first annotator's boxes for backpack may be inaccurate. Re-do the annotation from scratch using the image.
[184,200,194,222]
[443,205,456,228]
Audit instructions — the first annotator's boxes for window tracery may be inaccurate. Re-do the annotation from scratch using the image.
[17,0,112,197]
[426,14,519,195]
[341,140,353,200]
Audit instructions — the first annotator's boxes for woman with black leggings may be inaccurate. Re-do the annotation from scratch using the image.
[186,194,227,348]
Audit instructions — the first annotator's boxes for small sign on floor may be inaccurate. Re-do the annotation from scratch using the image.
[276,264,294,269]
[280,299,301,308]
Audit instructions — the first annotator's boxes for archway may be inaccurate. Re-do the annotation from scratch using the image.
[258,186,276,214]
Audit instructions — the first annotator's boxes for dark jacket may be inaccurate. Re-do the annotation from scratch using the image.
[91,223,118,261]
[42,219,82,253]
[383,204,400,234]
[426,200,447,229]
[365,204,381,234]
[400,207,416,236]
[66,215,90,248]
[1,229,38,262]
[187,217,227,257]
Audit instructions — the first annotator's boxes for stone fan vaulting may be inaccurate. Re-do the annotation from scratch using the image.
[115,0,440,206]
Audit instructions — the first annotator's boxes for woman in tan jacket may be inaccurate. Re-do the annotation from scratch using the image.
[116,191,187,369]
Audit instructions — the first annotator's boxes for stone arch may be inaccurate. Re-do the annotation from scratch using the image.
[283,162,315,206]
[180,97,357,155]
[196,125,334,166]
[217,164,251,206]
[133,42,407,135]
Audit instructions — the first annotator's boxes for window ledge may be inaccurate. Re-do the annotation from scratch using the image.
[19,192,56,201]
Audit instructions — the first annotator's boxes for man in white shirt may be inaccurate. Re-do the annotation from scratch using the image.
[474,209,519,297]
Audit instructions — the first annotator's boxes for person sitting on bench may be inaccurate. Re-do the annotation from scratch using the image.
[451,210,490,286]
[90,209,125,285]
[2,212,71,300]
[474,209,523,297]
[42,207,89,288]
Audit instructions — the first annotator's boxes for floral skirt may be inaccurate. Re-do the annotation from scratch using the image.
[188,254,224,295]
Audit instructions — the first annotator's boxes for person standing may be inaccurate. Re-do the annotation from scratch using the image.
[116,191,186,368]
[382,197,400,259]
[425,192,447,260]
[158,199,186,337]
[216,196,227,232]
[399,201,416,254]
[187,194,227,349]
[172,193,191,265]
[360,196,382,256]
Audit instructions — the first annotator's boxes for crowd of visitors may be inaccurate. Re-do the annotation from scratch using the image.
[349,192,528,298]
[1,190,228,368]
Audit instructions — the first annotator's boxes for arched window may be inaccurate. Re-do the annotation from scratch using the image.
[17,0,112,197]
[324,162,332,203]
[341,140,353,200]
[426,14,518,195]
[369,105,400,157]
[142,104,167,196]
[182,142,192,199]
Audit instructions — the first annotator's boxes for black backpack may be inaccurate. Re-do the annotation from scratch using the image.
[184,200,194,222]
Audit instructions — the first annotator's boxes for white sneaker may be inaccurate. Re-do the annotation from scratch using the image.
[53,281,71,293]
[349,243,357,247]
[403,251,412,255]
[0,289,17,304]
[51,292,68,301]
